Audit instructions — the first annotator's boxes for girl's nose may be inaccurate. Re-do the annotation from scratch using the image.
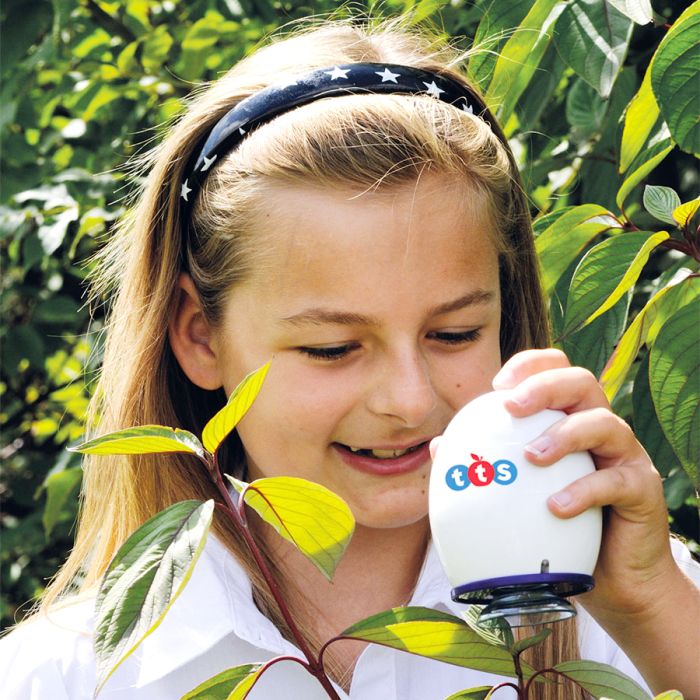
[367,350,437,428]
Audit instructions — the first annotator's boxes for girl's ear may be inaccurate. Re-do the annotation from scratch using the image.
[169,273,223,390]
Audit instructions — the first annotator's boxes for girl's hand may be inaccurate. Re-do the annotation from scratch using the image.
[491,348,676,619]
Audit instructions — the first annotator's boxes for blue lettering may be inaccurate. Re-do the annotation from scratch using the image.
[446,465,469,491]
[493,459,517,485]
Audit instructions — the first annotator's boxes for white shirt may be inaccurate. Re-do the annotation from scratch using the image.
[2,537,698,699]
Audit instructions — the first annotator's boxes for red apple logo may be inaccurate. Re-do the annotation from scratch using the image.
[468,454,495,486]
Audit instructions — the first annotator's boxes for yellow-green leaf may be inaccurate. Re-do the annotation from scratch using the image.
[70,425,204,458]
[181,663,264,700]
[202,362,271,454]
[562,231,669,336]
[673,198,700,227]
[601,275,700,401]
[653,692,684,699]
[620,67,659,173]
[341,607,534,678]
[534,204,619,295]
[228,476,354,581]
[445,687,493,700]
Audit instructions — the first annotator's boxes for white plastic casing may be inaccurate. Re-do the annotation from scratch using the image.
[429,391,602,590]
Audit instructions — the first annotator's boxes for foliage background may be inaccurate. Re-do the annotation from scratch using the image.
[1,0,698,630]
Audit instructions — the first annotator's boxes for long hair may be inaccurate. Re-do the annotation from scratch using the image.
[41,15,581,698]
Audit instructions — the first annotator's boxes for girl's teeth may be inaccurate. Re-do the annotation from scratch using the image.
[347,446,416,459]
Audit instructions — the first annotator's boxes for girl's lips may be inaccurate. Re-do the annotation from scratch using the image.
[332,440,432,476]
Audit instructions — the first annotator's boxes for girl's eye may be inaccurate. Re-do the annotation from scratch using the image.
[298,343,358,361]
[429,328,482,345]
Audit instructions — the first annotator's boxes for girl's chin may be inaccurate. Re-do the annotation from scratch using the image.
[347,493,430,531]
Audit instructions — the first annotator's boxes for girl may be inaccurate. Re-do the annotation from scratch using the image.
[2,16,699,700]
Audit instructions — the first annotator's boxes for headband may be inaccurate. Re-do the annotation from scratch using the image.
[180,62,498,211]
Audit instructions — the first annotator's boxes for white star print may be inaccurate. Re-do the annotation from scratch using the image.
[279,78,299,89]
[423,80,445,98]
[239,127,246,135]
[181,179,192,202]
[461,101,474,114]
[325,66,350,80]
[200,154,217,172]
[375,68,400,83]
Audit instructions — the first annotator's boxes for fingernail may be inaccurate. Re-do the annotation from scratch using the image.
[549,491,573,509]
[492,369,515,389]
[429,437,441,460]
[525,435,552,456]
[507,389,529,408]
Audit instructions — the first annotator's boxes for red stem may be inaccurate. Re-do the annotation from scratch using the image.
[485,682,521,698]
[524,667,589,696]
[209,456,341,700]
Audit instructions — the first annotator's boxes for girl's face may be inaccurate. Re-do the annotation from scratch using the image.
[211,174,503,530]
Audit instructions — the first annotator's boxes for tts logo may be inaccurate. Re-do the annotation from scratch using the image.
[445,453,517,491]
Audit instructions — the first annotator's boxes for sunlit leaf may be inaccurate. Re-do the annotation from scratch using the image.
[616,128,674,208]
[653,690,684,699]
[561,231,669,337]
[600,274,699,401]
[70,425,205,459]
[534,204,618,295]
[445,687,493,700]
[643,185,681,226]
[42,467,82,538]
[340,607,534,678]
[650,2,700,156]
[181,663,264,700]
[94,500,215,693]
[461,605,510,649]
[606,0,653,25]
[673,198,700,227]
[620,68,659,173]
[553,660,651,699]
[554,0,633,97]
[485,0,566,122]
[649,301,700,484]
[202,362,270,454]
[228,476,354,581]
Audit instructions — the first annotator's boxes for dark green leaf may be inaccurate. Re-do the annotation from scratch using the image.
[553,660,651,699]
[649,301,700,484]
[554,0,633,97]
[94,500,215,693]
[650,3,700,156]
[512,627,551,654]
[42,467,82,538]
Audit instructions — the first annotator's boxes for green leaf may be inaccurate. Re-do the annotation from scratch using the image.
[461,605,511,649]
[553,660,651,699]
[634,352,685,479]
[643,185,682,225]
[554,0,633,98]
[444,687,493,700]
[42,467,82,538]
[650,2,700,156]
[566,78,607,139]
[653,690,685,699]
[484,0,566,123]
[202,362,270,454]
[601,274,700,401]
[562,289,632,378]
[619,67,659,173]
[340,607,534,678]
[562,231,669,337]
[606,0,653,25]
[181,663,264,700]
[534,204,618,295]
[512,627,551,654]
[649,301,700,484]
[94,500,215,693]
[70,425,205,459]
[227,476,354,581]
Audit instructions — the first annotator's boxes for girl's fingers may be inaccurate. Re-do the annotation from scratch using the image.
[523,406,641,466]
[547,461,663,521]
[502,366,611,417]
[493,348,571,389]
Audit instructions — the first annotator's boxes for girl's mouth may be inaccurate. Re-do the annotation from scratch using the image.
[340,444,425,459]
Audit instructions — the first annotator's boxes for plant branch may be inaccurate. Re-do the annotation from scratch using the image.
[512,650,526,694]
[524,667,586,696]
[485,682,520,698]
[208,456,341,700]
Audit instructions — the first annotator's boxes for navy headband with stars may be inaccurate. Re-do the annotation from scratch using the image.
[179,62,500,211]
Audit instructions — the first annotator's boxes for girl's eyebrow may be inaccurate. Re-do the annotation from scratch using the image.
[280,289,496,327]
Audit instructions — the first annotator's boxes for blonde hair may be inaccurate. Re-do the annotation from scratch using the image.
[42,15,584,698]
